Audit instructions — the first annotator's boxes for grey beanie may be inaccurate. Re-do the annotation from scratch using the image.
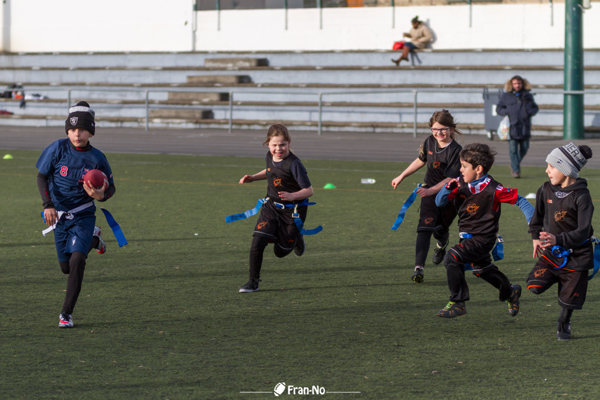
[545,142,590,178]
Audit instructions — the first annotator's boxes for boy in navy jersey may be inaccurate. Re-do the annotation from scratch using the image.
[435,143,533,318]
[237,124,314,293]
[36,102,116,328]
[527,143,593,340]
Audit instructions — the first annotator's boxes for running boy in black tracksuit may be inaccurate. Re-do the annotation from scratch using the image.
[527,143,594,340]
[435,143,534,318]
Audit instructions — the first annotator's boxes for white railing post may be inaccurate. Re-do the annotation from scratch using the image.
[413,90,418,138]
[145,90,149,131]
[228,91,233,133]
[318,93,323,135]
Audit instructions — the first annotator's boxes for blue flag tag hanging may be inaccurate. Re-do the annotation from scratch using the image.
[100,208,128,247]
[391,184,422,231]
[492,235,504,261]
[589,237,600,281]
[225,198,267,223]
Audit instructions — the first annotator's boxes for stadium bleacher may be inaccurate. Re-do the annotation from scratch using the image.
[0,49,599,136]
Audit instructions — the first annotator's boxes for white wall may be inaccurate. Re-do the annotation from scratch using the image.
[1,0,599,52]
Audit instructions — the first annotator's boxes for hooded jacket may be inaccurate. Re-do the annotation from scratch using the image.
[496,78,539,140]
[528,179,594,271]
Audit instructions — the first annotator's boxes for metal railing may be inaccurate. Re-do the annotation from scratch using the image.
[10,86,600,136]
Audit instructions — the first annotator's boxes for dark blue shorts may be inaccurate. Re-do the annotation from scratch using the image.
[53,210,96,262]
[404,42,417,50]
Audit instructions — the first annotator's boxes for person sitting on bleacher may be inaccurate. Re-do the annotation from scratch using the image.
[391,16,432,67]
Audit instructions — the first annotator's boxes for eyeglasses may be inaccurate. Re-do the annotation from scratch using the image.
[431,128,451,134]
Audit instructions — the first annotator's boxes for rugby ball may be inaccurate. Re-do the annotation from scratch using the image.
[83,169,108,189]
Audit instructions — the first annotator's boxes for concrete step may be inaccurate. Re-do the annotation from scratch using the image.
[2,66,599,86]
[149,109,214,119]
[2,50,600,68]
[185,75,252,85]
[167,92,230,102]
[204,58,269,68]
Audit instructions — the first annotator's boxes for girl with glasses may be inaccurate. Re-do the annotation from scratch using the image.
[391,110,462,283]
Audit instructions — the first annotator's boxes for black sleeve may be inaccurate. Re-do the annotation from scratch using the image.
[528,185,545,239]
[37,172,55,209]
[496,93,508,116]
[290,160,312,189]
[524,92,539,117]
[101,183,116,202]
[418,137,429,162]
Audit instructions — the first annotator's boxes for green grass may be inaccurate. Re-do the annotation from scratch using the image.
[3,149,600,399]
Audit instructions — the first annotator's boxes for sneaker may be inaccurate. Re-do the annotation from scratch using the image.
[58,313,73,328]
[506,284,522,317]
[432,242,448,265]
[93,226,106,254]
[294,234,305,257]
[411,266,424,284]
[239,279,260,293]
[437,301,467,318]
[557,322,572,341]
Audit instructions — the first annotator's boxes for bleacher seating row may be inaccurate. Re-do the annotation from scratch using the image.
[0,49,599,136]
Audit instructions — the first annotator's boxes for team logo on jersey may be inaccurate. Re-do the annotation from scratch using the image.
[70,117,78,126]
[424,217,434,225]
[534,268,546,278]
[60,166,68,176]
[273,178,282,187]
[432,161,440,169]
[554,210,567,222]
[257,221,268,229]
[555,191,571,199]
[547,199,553,204]
[428,151,433,155]
[466,204,480,214]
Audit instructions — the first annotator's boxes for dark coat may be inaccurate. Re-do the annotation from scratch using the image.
[496,78,539,140]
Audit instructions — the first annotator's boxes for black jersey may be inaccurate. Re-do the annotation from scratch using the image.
[265,151,310,204]
[454,176,502,237]
[529,179,594,270]
[418,136,462,188]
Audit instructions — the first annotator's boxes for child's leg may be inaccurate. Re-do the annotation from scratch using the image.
[62,251,86,315]
[249,235,269,282]
[472,263,512,302]
[415,231,432,266]
[526,258,557,295]
[443,250,470,302]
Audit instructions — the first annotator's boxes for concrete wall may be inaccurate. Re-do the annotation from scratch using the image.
[1,0,599,52]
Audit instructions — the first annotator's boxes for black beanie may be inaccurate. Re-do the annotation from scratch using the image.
[65,101,95,135]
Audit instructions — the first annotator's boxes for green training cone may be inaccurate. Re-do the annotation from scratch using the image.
[323,183,336,189]
[3,154,13,160]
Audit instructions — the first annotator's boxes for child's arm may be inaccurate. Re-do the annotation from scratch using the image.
[435,179,459,207]
[494,185,533,222]
[528,186,546,258]
[37,172,58,227]
[83,180,109,201]
[514,195,534,224]
[279,187,313,202]
[239,169,267,184]
[391,158,425,189]
[418,177,453,198]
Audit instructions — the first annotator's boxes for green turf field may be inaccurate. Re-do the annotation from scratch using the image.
[2,149,600,399]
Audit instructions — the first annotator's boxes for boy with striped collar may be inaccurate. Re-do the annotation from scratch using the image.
[435,143,533,318]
